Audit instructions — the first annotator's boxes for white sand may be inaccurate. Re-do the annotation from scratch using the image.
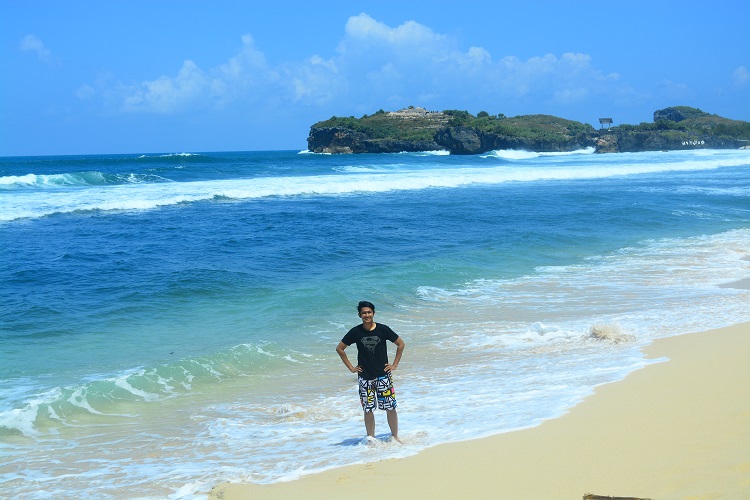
[209,322,750,499]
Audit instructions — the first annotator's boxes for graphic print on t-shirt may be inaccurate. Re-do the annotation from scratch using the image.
[361,335,380,354]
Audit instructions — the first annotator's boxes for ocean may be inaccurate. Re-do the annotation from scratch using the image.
[1,147,749,498]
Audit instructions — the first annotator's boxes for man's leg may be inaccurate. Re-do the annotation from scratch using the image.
[386,409,400,442]
[364,410,375,437]
[360,378,376,437]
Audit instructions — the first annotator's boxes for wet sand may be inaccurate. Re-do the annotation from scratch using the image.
[209,322,750,499]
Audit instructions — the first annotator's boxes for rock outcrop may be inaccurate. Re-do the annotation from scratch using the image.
[595,130,746,153]
[433,126,595,155]
[307,106,749,155]
[433,127,488,154]
[306,127,441,154]
[653,106,707,123]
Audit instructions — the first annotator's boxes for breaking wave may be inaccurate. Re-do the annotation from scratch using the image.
[3,151,748,222]
[0,171,170,189]
[0,343,309,437]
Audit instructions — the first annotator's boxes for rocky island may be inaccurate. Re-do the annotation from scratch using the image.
[307,106,750,154]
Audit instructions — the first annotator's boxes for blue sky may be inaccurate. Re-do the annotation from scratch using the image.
[3,0,749,156]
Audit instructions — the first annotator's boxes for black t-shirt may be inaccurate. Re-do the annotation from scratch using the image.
[341,323,399,380]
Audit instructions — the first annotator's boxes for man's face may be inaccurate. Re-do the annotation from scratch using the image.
[359,307,374,321]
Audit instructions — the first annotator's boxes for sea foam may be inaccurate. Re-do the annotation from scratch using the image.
[3,151,748,222]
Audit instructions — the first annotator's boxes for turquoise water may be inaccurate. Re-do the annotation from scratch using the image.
[1,148,749,498]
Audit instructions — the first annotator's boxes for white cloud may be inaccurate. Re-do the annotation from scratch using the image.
[106,35,282,113]
[344,13,446,47]
[559,52,591,68]
[732,66,748,87]
[286,55,342,104]
[466,46,492,66]
[553,87,590,104]
[314,15,621,110]
[76,84,95,100]
[93,14,631,115]
[120,60,210,113]
[217,35,274,84]
[658,79,694,100]
[20,34,54,64]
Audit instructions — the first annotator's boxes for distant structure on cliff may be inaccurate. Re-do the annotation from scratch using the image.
[386,106,450,127]
[599,117,613,129]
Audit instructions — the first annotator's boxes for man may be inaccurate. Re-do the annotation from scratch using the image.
[336,301,405,442]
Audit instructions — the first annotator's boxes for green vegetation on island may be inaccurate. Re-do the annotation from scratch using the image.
[444,110,595,146]
[314,108,595,148]
[314,108,446,143]
[308,106,750,154]
[620,106,750,138]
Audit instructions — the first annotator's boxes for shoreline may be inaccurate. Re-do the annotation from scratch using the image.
[209,321,750,499]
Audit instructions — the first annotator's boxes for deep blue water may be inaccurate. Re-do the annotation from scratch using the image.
[1,148,749,498]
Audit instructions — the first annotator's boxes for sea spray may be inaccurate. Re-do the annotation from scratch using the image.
[588,324,636,343]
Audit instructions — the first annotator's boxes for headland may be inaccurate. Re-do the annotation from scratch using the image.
[307,105,750,154]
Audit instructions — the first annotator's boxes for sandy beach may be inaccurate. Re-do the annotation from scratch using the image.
[209,321,750,499]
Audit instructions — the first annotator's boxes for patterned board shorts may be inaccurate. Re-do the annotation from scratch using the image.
[358,373,397,412]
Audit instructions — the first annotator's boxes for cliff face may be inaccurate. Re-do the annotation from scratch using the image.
[595,131,747,153]
[432,126,596,154]
[433,127,488,154]
[306,127,441,154]
[308,125,594,154]
[307,106,749,154]
[307,106,447,154]
[595,106,749,152]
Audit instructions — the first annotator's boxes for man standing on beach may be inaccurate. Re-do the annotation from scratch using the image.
[336,301,405,442]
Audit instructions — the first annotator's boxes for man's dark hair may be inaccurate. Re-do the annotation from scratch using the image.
[357,301,375,313]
